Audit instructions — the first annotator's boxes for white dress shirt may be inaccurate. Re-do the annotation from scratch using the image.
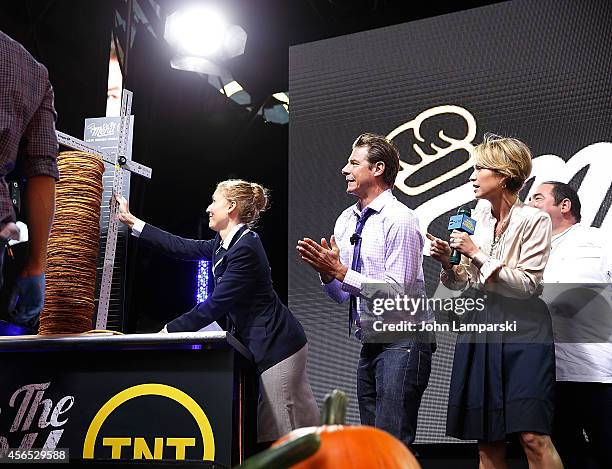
[543,224,612,383]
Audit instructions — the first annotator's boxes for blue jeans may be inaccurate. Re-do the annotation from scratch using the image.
[357,339,434,447]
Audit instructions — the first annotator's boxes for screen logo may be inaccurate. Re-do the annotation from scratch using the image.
[387,105,476,196]
[387,105,612,237]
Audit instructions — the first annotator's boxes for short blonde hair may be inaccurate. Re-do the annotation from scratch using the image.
[471,133,532,193]
[216,179,269,228]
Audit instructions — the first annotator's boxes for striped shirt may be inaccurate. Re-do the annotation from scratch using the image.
[324,189,433,337]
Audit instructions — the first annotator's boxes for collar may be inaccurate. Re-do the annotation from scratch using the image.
[221,223,246,250]
[351,188,394,217]
[551,223,578,245]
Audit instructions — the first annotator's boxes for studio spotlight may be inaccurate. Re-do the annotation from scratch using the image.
[262,93,289,124]
[164,5,247,76]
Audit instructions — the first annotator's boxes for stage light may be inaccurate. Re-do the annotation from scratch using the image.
[215,79,251,105]
[219,80,244,97]
[223,25,248,58]
[196,260,211,304]
[272,92,289,104]
[261,92,289,124]
[165,5,247,76]
[170,55,230,77]
[165,6,226,57]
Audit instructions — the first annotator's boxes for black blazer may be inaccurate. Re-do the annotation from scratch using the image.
[139,224,307,372]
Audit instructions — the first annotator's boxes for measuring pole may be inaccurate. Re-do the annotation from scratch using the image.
[56,89,152,330]
[96,90,131,329]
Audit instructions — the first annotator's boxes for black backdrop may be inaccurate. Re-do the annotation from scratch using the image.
[289,0,612,442]
[0,1,112,145]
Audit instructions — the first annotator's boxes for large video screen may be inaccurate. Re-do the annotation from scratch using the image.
[289,0,612,443]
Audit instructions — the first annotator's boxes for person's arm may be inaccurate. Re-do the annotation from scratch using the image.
[322,278,350,304]
[21,176,55,276]
[439,261,470,291]
[427,232,470,290]
[298,213,424,301]
[322,225,350,304]
[467,211,551,297]
[297,216,350,304]
[166,244,257,331]
[115,194,214,261]
[19,69,59,275]
[7,68,59,327]
[139,224,215,261]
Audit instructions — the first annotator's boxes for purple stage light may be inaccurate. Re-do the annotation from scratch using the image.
[196,260,211,304]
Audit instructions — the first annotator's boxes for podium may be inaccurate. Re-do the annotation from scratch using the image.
[0,332,257,468]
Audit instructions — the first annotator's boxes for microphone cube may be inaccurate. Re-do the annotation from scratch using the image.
[448,214,476,234]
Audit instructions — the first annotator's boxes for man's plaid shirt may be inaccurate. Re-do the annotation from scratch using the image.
[0,30,59,223]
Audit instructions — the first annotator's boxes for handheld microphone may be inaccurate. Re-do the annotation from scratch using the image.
[448,207,476,265]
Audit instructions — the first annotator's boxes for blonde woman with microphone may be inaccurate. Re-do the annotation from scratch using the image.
[428,135,562,469]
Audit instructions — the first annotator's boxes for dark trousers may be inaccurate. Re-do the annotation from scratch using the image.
[553,381,612,469]
[357,339,433,448]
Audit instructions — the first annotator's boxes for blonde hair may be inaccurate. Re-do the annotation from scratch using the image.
[216,179,270,227]
[471,133,533,193]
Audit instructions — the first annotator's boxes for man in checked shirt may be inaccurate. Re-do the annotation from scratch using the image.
[297,133,435,449]
[0,30,59,333]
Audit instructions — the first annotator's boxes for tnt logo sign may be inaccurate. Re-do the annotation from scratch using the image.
[83,384,215,461]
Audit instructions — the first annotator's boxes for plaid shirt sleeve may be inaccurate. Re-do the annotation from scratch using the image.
[19,67,59,180]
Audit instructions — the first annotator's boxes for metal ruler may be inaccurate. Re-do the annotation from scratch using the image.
[55,133,151,178]
[56,89,152,330]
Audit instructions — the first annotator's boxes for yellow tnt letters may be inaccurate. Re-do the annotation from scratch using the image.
[166,438,196,459]
[102,437,131,459]
[133,437,163,459]
[101,437,196,460]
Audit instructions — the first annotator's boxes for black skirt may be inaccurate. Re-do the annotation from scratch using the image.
[446,289,556,442]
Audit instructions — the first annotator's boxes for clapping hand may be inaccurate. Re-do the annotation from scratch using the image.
[296,236,347,283]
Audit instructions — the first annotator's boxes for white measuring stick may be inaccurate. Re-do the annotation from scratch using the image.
[56,131,152,179]
[95,89,133,329]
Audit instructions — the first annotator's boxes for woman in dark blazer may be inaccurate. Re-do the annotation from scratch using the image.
[116,179,319,443]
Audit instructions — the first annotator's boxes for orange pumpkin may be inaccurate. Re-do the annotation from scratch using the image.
[274,423,421,468]
[237,390,421,469]
[274,390,420,469]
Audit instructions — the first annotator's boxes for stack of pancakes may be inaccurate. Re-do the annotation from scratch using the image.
[39,151,105,334]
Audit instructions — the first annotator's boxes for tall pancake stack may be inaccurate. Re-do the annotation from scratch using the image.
[39,151,105,334]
